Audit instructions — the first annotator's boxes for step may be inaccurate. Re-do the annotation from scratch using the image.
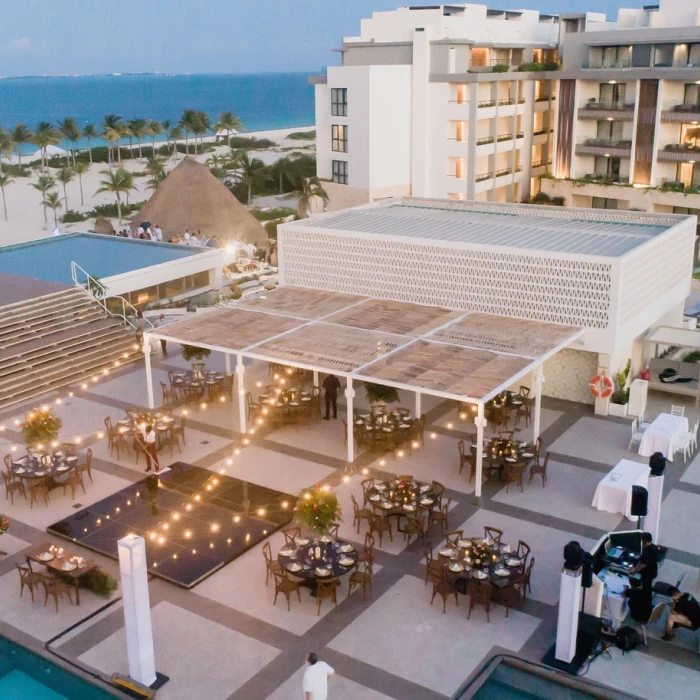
[0,286,83,315]
[0,293,92,326]
[0,310,108,349]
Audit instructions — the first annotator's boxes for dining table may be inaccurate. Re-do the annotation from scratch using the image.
[637,412,689,461]
[478,438,536,481]
[366,478,437,518]
[592,459,650,519]
[10,451,79,486]
[25,542,98,605]
[117,411,175,447]
[438,535,524,586]
[278,536,357,591]
[173,369,226,394]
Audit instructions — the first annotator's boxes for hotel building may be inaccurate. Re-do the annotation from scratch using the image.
[311,4,559,210]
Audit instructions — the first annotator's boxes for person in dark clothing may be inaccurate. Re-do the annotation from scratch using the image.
[322,374,341,420]
[663,587,700,640]
[623,577,653,623]
[630,532,658,593]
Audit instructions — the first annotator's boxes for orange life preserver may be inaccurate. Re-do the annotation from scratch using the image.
[590,374,613,398]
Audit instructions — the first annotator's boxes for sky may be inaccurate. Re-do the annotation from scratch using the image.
[0,0,630,78]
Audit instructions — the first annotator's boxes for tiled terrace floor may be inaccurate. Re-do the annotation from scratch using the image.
[0,349,699,700]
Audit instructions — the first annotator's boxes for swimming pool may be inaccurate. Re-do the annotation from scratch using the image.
[0,637,120,699]
[0,233,204,285]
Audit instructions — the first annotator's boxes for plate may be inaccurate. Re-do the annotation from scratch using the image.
[339,557,355,566]
[521,452,534,458]
[38,552,54,562]
[457,539,472,548]
[13,467,26,474]
[56,466,69,472]
[287,562,302,572]
[403,504,416,512]
[338,544,354,553]
[380,502,393,510]
[315,567,331,577]
[449,563,465,573]
[54,451,63,458]
[439,547,454,557]
[319,535,332,543]
[66,456,78,463]
[369,494,381,502]
[382,427,393,433]
[494,569,510,577]
[33,471,46,477]
[506,558,523,567]
[375,484,387,492]
[294,537,310,546]
[420,498,434,506]
[61,562,77,572]
[472,570,488,580]
[420,484,431,493]
[398,423,410,429]
[278,549,295,557]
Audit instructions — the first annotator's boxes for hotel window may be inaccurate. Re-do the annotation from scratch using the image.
[683,84,700,108]
[331,125,348,152]
[332,160,348,185]
[331,88,347,117]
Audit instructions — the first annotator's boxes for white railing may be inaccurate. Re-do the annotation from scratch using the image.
[70,261,154,330]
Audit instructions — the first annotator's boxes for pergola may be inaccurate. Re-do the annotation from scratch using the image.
[144,286,584,498]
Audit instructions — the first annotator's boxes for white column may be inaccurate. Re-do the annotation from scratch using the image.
[415,391,422,418]
[144,337,154,409]
[532,365,544,443]
[225,353,231,376]
[555,567,583,664]
[345,378,355,464]
[118,535,156,687]
[645,475,664,542]
[313,370,319,388]
[236,355,246,434]
[474,403,486,499]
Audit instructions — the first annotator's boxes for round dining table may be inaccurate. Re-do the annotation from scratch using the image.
[173,370,225,392]
[10,452,79,481]
[366,478,437,517]
[278,536,358,586]
[438,536,524,585]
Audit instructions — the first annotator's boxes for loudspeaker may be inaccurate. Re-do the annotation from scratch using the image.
[649,452,666,476]
[631,486,648,517]
[581,552,594,589]
[563,541,583,570]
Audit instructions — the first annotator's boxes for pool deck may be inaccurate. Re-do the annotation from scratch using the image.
[0,273,72,307]
[0,349,699,700]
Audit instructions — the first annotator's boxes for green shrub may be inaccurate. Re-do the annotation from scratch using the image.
[660,181,685,193]
[228,136,277,150]
[491,64,510,73]
[364,382,400,405]
[80,568,119,598]
[60,209,89,223]
[20,407,63,446]
[0,164,31,177]
[287,130,316,140]
[249,207,296,221]
[518,61,558,72]
[182,345,211,362]
[230,284,242,300]
[90,201,146,218]
[264,220,279,238]
[683,350,700,363]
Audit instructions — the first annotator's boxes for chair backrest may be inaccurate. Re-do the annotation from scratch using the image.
[15,563,30,580]
[457,440,465,458]
[424,543,434,563]
[631,418,638,435]
[61,443,77,456]
[525,557,535,582]
[516,540,531,563]
[445,530,463,546]
[351,494,361,513]
[3,454,12,472]
[104,416,113,431]
[86,448,93,468]
[272,569,288,588]
[647,602,668,625]
[518,385,530,398]
[693,421,699,438]
[671,405,685,416]
[360,478,375,495]
[484,526,503,545]
[262,541,273,564]
[2,470,11,487]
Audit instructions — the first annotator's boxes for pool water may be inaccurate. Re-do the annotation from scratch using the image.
[0,637,118,699]
[0,233,204,284]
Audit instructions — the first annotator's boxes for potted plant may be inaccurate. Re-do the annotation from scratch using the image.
[20,406,63,448]
[609,359,631,417]
[181,344,211,362]
[363,382,400,406]
[294,484,342,537]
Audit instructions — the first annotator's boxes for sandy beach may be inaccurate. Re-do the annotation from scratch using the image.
[0,126,314,246]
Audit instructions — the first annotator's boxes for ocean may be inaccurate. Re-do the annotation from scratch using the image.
[0,72,315,152]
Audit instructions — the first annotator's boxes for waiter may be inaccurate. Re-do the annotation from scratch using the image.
[630,532,659,593]
[322,374,341,420]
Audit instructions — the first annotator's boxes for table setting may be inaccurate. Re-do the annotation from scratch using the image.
[592,459,650,519]
[367,478,437,517]
[439,536,523,584]
[173,369,225,393]
[277,536,357,584]
[10,450,79,482]
[637,412,689,460]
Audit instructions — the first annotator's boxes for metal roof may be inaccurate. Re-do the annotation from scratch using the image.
[302,198,676,258]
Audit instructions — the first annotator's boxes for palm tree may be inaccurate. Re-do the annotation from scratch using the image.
[0,169,15,221]
[82,124,97,163]
[179,109,197,154]
[0,128,13,164]
[162,119,172,152]
[104,129,121,168]
[10,124,33,167]
[56,167,74,208]
[95,167,134,225]
[57,118,80,166]
[73,161,88,206]
[288,176,329,219]
[42,190,62,228]
[235,152,265,205]
[147,120,163,156]
[33,122,60,171]
[169,126,183,159]
[102,114,122,164]
[128,119,147,160]
[32,174,56,224]
[194,111,212,152]
[215,111,245,151]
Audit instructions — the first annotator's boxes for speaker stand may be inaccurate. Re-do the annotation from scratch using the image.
[543,612,601,675]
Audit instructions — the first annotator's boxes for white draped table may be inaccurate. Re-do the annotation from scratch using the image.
[592,459,650,519]
[638,413,688,461]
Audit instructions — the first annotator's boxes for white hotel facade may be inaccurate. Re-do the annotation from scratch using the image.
[311,4,559,210]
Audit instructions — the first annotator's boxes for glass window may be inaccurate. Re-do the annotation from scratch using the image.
[689,44,700,67]
[632,44,651,68]
[331,124,348,153]
[683,84,700,107]
[592,197,618,209]
[331,88,347,117]
[653,44,674,67]
[332,160,348,185]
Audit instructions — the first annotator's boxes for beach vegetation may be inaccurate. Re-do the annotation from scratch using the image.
[147,119,163,155]
[101,114,123,164]
[59,209,89,224]
[228,135,277,150]
[33,122,61,172]
[55,166,75,208]
[0,163,30,178]
[249,207,296,221]
[286,175,329,218]
[127,118,147,160]
[95,167,134,225]
[264,220,279,238]
[287,130,316,140]
[91,200,145,219]
[10,124,33,167]
[32,174,56,224]
[42,190,62,228]
[57,117,80,166]
[215,111,245,151]
[73,161,88,206]
[82,124,98,163]
[179,109,198,154]
[0,169,15,221]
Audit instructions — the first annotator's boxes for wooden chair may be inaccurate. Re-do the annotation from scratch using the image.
[282,526,301,547]
[16,564,44,602]
[170,415,187,447]
[348,559,374,600]
[61,469,86,499]
[360,478,375,507]
[77,448,93,483]
[518,386,531,399]
[327,522,340,540]
[272,569,301,611]
[183,385,203,406]
[512,557,535,601]
[467,580,492,622]
[431,480,445,508]
[3,453,13,476]
[529,452,550,487]
[28,479,50,509]
[483,527,503,547]
[351,494,373,534]
[428,497,451,536]
[444,530,464,547]
[401,515,425,546]
[423,544,444,585]
[515,398,532,428]
[503,461,526,493]
[429,569,459,613]
[3,470,26,505]
[516,541,531,572]
[160,426,183,458]
[534,437,544,463]
[316,578,340,615]
[262,541,281,585]
[358,533,375,564]
[60,443,78,457]
[246,392,260,421]
[43,577,73,612]
[369,513,393,547]
[457,440,470,474]
[498,583,521,618]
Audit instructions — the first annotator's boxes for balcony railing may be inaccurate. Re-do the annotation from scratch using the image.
[580,173,630,185]
[496,133,514,142]
[582,138,632,148]
[475,172,492,182]
[575,138,632,157]
[533,128,550,137]
[498,98,516,106]
[531,159,552,168]
[476,136,495,145]
[657,144,700,162]
[478,100,496,108]
[582,59,632,69]
[582,101,635,112]
[535,95,553,102]
[660,104,700,122]
[514,165,523,173]
[495,168,512,178]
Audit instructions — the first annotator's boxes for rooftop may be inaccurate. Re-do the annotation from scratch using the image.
[299,198,682,258]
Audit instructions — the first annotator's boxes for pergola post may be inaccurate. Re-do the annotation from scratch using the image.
[225,353,231,376]
[236,355,246,434]
[474,402,486,500]
[345,378,355,464]
[313,370,319,388]
[144,336,154,409]
[533,365,544,443]
[415,391,422,418]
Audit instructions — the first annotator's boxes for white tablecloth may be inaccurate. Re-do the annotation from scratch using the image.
[638,413,689,461]
[592,459,650,518]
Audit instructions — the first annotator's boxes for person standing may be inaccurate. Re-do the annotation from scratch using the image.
[141,424,160,473]
[302,653,334,700]
[135,310,146,347]
[322,374,341,420]
[155,224,163,242]
[630,532,659,594]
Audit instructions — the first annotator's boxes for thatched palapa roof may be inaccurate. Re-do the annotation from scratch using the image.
[131,156,266,247]
[92,216,115,235]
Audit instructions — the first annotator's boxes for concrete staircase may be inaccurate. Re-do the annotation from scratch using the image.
[0,287,142,409]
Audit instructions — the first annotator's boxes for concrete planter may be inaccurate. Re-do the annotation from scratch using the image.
[608,402,628,418]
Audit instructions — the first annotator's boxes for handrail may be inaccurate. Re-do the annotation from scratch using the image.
[70,260,154,331]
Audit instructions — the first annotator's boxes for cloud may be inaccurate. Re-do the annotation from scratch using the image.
[2,37,32,52]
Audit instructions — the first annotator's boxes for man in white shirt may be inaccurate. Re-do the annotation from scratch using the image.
[183,230,191,245]
[302,653,334,700]
[125,224,132,236]
[140,424,160,473]
[155,225,163,242]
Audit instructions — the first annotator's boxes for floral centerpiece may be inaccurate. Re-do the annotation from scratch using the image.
[392,478,418,506]
[462,539,501,570]
[294,484,342,536]
[20,406,62,448]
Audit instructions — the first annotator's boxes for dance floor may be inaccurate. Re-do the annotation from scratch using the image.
[47,462,295,588]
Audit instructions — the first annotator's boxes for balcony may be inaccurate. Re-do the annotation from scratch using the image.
[579,173,630,185]
[578,101,635,120]
[535,95,555,103]
[660,104,700,123]
[531,159,552,174]
[657,144,700,163]
[582,59,632,69]
[478,100,496,108]
[575,138,632,158]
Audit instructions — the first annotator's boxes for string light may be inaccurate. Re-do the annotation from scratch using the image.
[446,422,453,429]
[430,432,437,439]
[362,468,369,475]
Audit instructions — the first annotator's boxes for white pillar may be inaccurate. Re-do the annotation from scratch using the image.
[474,403,485,499]
[555,567,583,664]
[313,370,319,388]
[225,353,231,376]
[345,379,355,464]
[144,337,154,409]
[645,474,664,542]
[415,392,422,418]
[532,366,544,443]
[118,535,156,687]
[236,355,246,434]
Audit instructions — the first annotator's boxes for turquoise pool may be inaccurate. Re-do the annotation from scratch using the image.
[0,637,119,699]
[0,233,204,285]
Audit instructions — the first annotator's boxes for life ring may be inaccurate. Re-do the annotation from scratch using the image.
[590,374,613,398]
